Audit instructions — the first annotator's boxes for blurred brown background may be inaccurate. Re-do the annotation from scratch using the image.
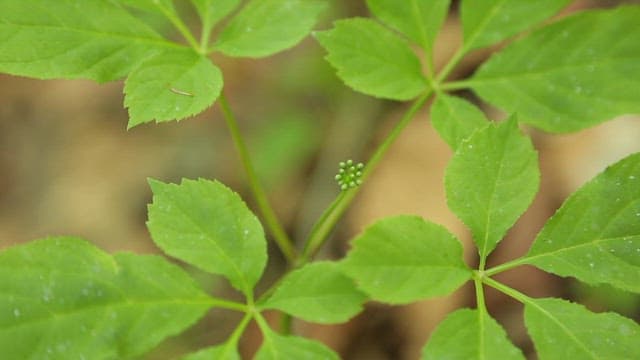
[1,1,639,359]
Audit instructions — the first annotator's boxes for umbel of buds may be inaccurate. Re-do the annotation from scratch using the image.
[335,160,364,190]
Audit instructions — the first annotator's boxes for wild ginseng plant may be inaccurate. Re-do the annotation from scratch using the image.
[1,0,639,359]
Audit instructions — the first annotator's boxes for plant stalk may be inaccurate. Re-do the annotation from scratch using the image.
[157,5,201,52]
[484,257,529,277]
[473,270,488,353]
[219,94,297,263]
[482,275,532,305]
[210,298,250,313]
[298,91,432,264]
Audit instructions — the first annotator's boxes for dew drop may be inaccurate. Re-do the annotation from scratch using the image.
[589,262,595,268]
[13,308,20,317]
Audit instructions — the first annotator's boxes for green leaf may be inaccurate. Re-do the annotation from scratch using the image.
[460,0,571,50]
[116,0,176,15]
[0,237,212,359]
[469,6,640,132]
[147,178,267,297]
[430,94,489,150]
[316,18,428,100]
[0,0,177,82]
[366,0,450,52]
[124,50,223,128]
[524,152,640,293]
[261,262,367,324]
[341,215,470,304]
[213,0,326,58]
[445,117,539,260]
[182,343,240,360]
[255,327,339,360]
[524,298,640,359]
[191,0,240,31]
[422,308,524,360]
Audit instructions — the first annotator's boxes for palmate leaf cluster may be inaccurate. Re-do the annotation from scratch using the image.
[0,0,325,128]
[318,1,640,358]
[0,0,640,359]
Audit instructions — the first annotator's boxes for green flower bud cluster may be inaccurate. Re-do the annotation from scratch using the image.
[335,160,364,190]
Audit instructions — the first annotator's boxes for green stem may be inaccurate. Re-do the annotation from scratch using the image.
[473,271,488,354]
[200,23,212,54]
[473,271,488,312]
[298,192,346,265]
[298,91,432,264]
[210,297,250,313]
[435,44,469,84]
[157,5,201,52]
[254,311,272,334]
[482,275,532,305]
[219,94,297,263]
[440,79,477,91]
[484,257,529,277]
[197,9,214,53]
[229,312,253,346]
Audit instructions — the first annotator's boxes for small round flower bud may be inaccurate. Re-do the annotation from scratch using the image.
[335,159,365,191]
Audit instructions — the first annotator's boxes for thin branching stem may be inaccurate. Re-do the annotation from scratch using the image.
[199,21,213,54]
[210,298,250,313]
[473,270,488,353]
[157,5,201,52]
[228,312,253,347]
[298,90,433,264]
[484,257,529,277]
[219,94,297,263]
[482,275,532,305]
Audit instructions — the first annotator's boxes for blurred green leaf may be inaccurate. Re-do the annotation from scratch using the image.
[0,0,177,82]
[182,342,240,360]
[470,6,640,132]
[341,215,470,304]
[445,118,539,260]
[422,308,524,360]
[316,18,428,100]
[116,0,176,15]
[430,94,488,150]
[460,0,571,50]
[524,152,640,293]
[124,50,222,128]
[147,178,267,297]
[261,262,367,324]
[190,0,240,31]
[214,0,326,58]
[255,327,339,360]
[0,237,212,359]
[525,298,640,359]
[366,0,450,52]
